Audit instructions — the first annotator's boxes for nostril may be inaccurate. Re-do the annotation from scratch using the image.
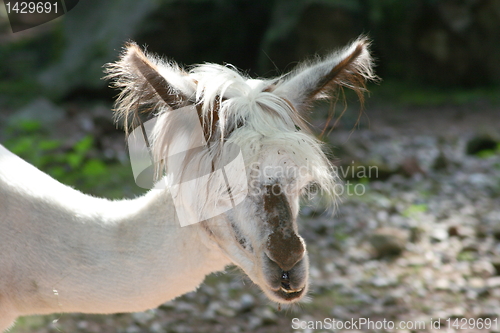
[279,269,304,294]
[281,271,291,290]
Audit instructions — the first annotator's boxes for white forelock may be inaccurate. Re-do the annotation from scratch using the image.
[150,63,338,213]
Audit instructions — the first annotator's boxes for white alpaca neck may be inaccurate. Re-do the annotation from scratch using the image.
[0,145,230,318]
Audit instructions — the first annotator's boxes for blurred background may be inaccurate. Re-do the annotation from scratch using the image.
[1,0,500,332]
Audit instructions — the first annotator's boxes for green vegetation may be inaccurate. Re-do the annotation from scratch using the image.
[402,204,428,218]
[3,119,142,199]
[457,251,476,262]
[5,120,104,180]
[475,143,500,159]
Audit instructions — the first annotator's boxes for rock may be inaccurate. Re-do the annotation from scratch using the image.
[486,277,500,289]
[406,254,427,267]
[376,210,389,223]
[150,322,163,333]
[216,306,236,317]
[409,226,426,243]
[371,276,397,287]
[175,301,197,313]
[435,278,451,290]
[448,224,475,238]
[201,302,221,321]
[448,225,459,237]
[491,257,500,276]
[239,294,255,312]
[331,305,351,319]
[132,310,155,324]
[466,289,479,300]
[259,307,278,325]
[228,325,242,333]
[479,310,500,320]
[468,277,485,289]
[201,285,216,296]
[125,325,141,333]
[400,156,425,177]
[491,289,500,299]
[430,228,448,242]
[77,321,88,329]
[472,261,496,278]
[368,228,407,258]
[248,316,263,330]
[449,306,466,318]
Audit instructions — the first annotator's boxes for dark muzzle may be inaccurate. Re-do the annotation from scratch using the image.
[263,184,305,271]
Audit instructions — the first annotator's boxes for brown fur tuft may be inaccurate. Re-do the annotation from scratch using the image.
[104,42,189,133]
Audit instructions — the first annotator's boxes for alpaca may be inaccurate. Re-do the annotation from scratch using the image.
[0,37,375,331]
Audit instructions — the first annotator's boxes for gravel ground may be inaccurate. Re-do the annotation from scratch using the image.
[9,103,500,333]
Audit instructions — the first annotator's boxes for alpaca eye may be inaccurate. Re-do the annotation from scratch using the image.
[305,182,318,192]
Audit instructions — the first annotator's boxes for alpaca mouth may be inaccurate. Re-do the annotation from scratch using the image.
[260,254,308,302]
[270,274,306,301]
[280,283,303,294]
[270,284,305,301]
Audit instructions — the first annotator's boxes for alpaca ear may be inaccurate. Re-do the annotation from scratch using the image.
[273,37,376,111]
[105,42,196,131]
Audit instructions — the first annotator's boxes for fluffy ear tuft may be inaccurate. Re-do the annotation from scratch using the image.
[274,36,377,112]
[104,42,195,132]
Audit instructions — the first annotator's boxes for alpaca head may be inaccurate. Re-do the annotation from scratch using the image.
[106,38,375,304]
